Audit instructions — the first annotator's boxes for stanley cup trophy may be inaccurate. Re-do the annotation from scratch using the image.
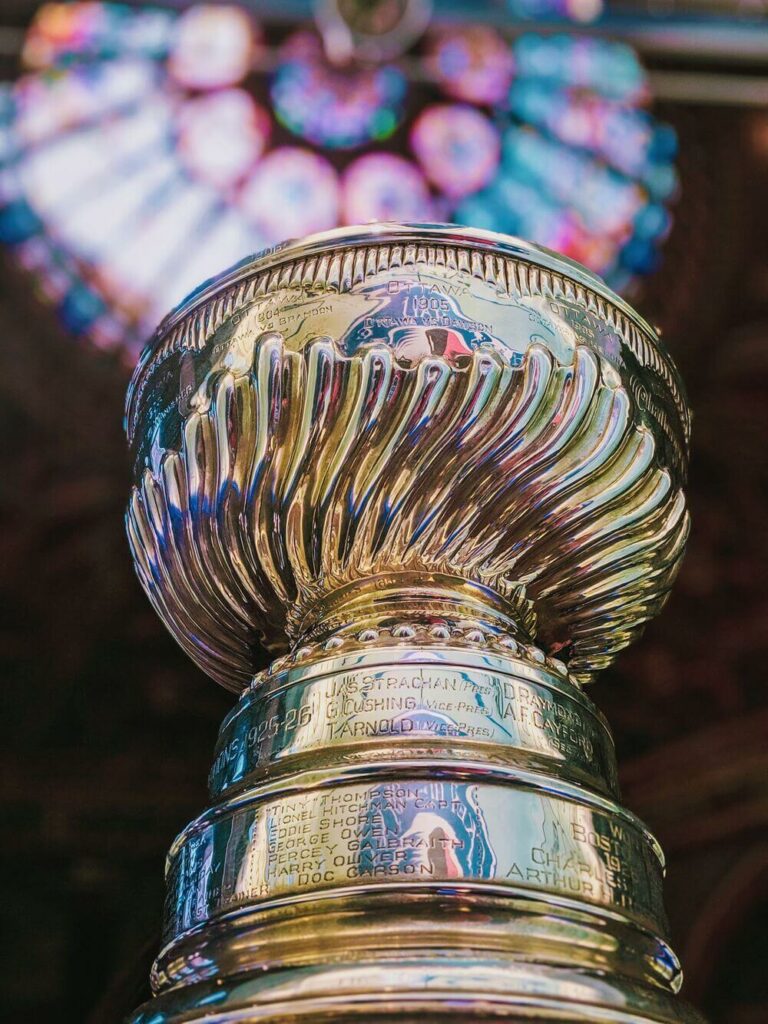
[125,224,703,1023]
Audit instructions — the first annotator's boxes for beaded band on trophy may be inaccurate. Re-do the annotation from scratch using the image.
[126,223,703,1023]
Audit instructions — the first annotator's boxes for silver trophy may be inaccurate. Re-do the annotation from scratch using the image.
[126,224,702,1022]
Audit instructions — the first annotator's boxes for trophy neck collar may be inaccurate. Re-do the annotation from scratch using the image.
[289,572,535,651]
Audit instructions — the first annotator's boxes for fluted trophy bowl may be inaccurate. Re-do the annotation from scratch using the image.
[126,224,702,1023]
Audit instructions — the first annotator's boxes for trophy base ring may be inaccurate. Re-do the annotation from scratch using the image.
[133,957,703,1023]
[153,886,682,991]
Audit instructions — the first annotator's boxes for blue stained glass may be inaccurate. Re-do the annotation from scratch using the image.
[59,282,107,332]
[0,199,41,244]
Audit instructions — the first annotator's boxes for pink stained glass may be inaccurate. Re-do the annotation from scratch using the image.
[176,90,271,190]
[411,104,501,200]
[239,147,340,242]
[342,153,434,224]
[427,26,514,106]
[168,4,259,90]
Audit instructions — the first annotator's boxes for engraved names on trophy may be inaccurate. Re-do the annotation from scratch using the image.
[166,778,664,942]
[210,662,615,798]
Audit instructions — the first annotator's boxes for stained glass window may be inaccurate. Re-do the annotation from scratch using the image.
[0,3,677,358]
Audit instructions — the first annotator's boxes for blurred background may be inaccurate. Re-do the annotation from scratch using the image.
[0,1,767,1021]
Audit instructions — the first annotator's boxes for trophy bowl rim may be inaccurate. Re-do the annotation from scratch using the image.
[128,221,665,402]
[160,221,657,337]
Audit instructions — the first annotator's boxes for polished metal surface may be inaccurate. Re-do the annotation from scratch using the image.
[126,223,702,1022]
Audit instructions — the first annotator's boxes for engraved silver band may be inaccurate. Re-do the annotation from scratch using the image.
[164,766,666,944]
[209,648,617,800]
